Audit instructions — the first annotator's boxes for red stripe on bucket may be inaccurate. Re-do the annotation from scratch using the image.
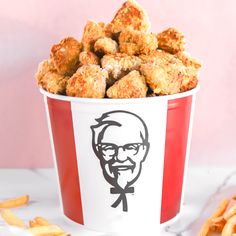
[47,98,84,224]
[161,96,192,223]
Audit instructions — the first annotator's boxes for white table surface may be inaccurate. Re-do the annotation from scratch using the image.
[0,166,236,235]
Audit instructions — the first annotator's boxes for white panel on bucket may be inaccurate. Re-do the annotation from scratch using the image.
[71,100,168,235]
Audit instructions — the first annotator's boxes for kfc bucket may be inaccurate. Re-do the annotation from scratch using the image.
[40,85,199,234]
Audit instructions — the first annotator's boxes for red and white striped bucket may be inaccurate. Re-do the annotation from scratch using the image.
[40,86,199,235]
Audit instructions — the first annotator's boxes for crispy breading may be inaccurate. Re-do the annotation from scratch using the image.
[119,28,158,55]
[176,51,202,70]
[180,67,198,92]
[107,70,147,98]
[140,50,183,66]
[94,37,119,55]
[66,65,107,98]
[109,0,150,35]
[140,52,198,95]
[79,51,100,65]
[175,51,201,91]
[81,20,105,51]
[40,71,69,94]
[50,37,82,76]
[140,62,185,95]
[101,53,142,85]
[157,28,185,54]
[35,59,56,86]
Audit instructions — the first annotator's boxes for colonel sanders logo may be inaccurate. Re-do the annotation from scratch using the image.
[91,111,150,212]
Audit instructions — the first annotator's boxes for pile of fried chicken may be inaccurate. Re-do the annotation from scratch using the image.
[35,0,201,98]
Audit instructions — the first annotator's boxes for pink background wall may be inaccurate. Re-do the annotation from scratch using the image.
[0,0,236,167]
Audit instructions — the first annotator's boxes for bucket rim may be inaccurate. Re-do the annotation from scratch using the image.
[40,84,200,104]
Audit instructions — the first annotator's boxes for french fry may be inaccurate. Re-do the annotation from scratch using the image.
[221,214,236,236]
[211,199,230,218]
[211,216,225,223]
[209,221,225,233]
[28,225,66,236]
[0,195,29,209]
[29,220,42,228]
[34,217,50,226]
[232,195,236,200]
[198,219,211,236]
[0,209,25,228]
[223,204,236,221]
[198,199,230,235]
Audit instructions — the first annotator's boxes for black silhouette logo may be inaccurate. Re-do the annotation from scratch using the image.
[91,110,150,212]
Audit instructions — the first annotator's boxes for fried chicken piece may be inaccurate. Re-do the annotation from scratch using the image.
[175,51,201,91]
[50,37,82,76]
[176,51,202,70]
[101,53,142,85]
[81,20,105,51]
[180,70,198,92]
[140,63,185,95]
[79,51,100,65]
[157,28,185,54]
[140,50,183,66]
[119,28,158,55]
[94,37,119,55]
[107,0,150,36]
[35,59,56,86]
[107,70,147,98]
[66,65,107,98]
[40,71,69,95]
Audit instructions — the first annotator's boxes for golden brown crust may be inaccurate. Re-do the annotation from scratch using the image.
[40,71,69,95]
[66,65,107,98]
[81,20,105,51]
[109,0,150,35]
[101,53,142,85]
[157,28,185,54]
[139,50,182,66]
[94,37,119,55]
[50,37,82,76]
[107,70,147,98]
[79,51,100,65]
[119,28,158,55]
[140,63,183,95]
[175,51,202,70]
[35,59,56,86]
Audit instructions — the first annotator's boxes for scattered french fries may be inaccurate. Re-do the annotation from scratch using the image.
[29,225,66,236]
[0,209,25,228]
[0,195,29,209]
[198,195,236,236]
[0,195,70,236]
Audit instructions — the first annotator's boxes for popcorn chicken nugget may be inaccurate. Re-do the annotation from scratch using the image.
[81,20,105,51]
[35,59,56,86]
[94,37,119,55]
[66,65,107,98]
[140,50,182,66]
[107,70,147,98]
[41,71,69,95]
[176,51,202,70]
[109,0,150,35]
[140,63,183,95]
[50,37,83,76]
[157,28,185,54]
[101,53,142,85]
[175,52,201,92]
[119,28,158,55]
[180,67,198,92]
[79,51,100,65]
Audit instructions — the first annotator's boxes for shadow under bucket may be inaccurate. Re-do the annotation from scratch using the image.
[40,85,199,234]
